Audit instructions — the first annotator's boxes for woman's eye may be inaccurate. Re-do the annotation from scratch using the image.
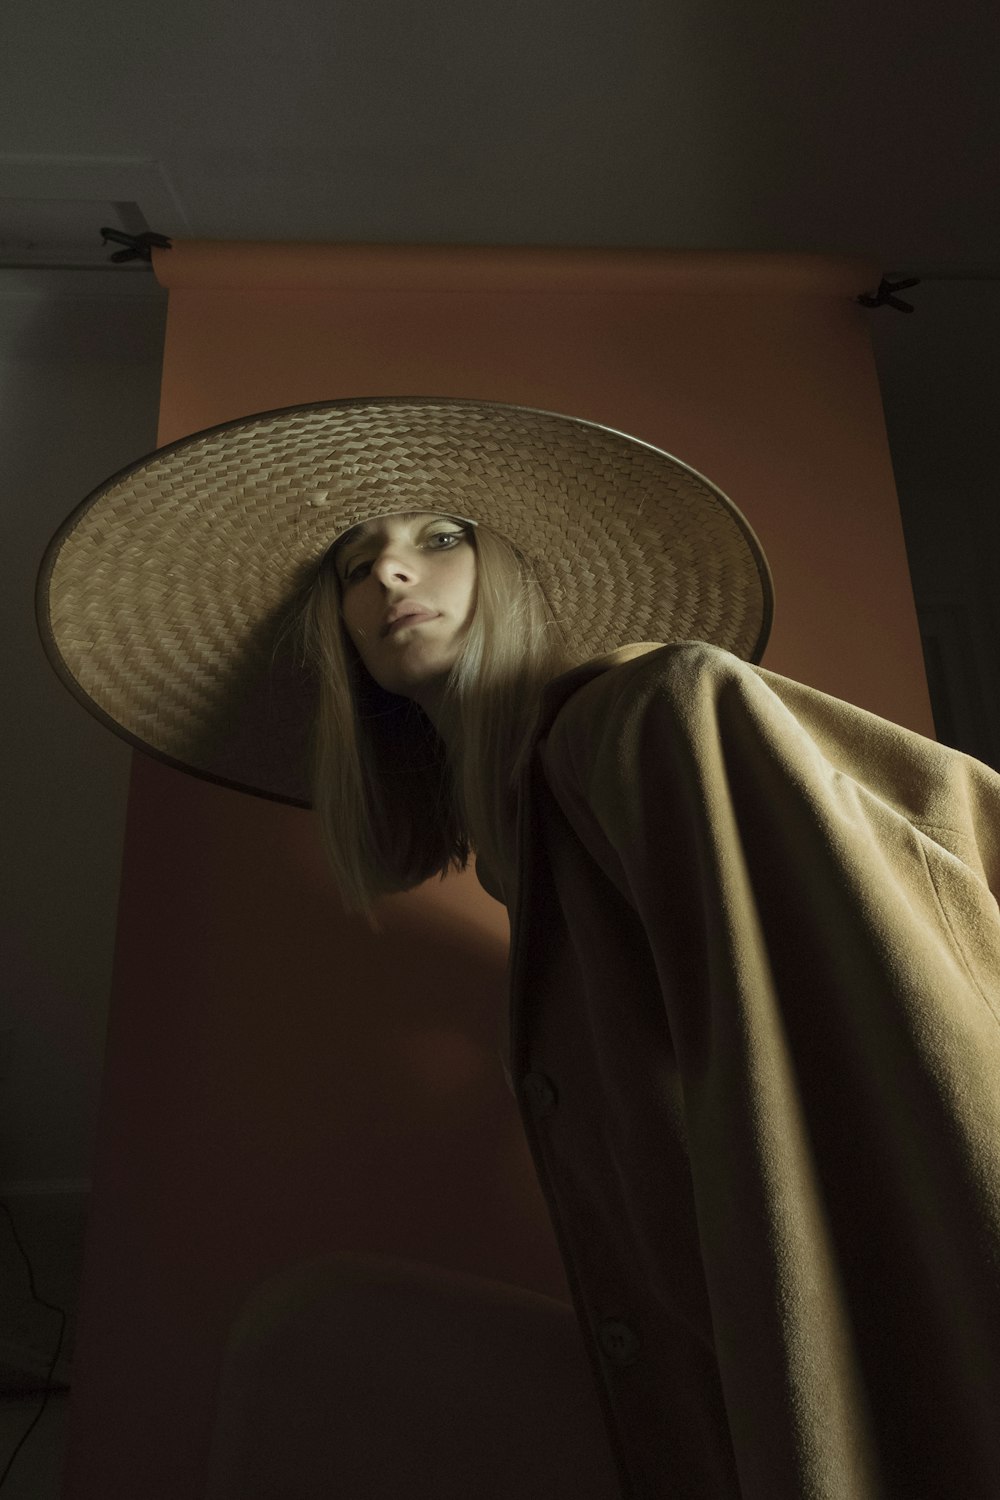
[343,531,463,582]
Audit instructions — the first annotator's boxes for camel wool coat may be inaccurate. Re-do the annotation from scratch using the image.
[477,640,1000,1500]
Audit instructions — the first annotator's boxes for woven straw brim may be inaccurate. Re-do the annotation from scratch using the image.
[37,397,773,806]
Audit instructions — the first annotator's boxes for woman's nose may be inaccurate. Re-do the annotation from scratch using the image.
[371,549,417,584]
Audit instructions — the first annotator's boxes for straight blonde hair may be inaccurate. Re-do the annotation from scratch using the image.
[296,524,577,926]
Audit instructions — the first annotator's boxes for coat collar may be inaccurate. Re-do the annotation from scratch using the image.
[535,642,666,739]
[472,644,667,910]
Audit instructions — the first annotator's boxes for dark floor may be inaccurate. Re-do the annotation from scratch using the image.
[0,1391,69,1498]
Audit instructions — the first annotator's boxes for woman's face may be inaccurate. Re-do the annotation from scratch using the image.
[334,511,477,718]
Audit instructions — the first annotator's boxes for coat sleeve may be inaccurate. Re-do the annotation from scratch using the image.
[537,640,1000,1498]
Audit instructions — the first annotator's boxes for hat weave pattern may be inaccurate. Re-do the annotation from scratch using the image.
[38,398,773,805]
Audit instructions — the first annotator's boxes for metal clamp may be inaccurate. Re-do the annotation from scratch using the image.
[857,275,921,313]
[99,228,174,265]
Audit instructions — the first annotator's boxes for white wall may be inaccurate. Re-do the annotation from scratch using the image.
[869,281,1000,771]
[0,267,166,1379]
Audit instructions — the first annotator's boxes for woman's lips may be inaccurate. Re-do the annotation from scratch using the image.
[384,610,439,635]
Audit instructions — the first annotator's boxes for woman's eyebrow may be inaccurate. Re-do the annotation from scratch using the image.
[337,513,460,551]
[334,514,462,573]
[337,512,437,548]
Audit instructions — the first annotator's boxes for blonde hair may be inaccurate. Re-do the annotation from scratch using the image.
[296,524,577,926]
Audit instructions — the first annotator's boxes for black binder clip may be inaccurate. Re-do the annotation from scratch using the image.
[99,228,174,265]
[856,276,920,313]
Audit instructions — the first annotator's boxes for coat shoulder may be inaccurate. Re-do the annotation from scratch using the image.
[541,640,745,746]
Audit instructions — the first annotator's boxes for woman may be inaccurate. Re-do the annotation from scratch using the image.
[39,399,1000,1498]
[299,505,563,924]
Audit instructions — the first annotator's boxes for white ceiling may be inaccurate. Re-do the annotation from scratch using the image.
[1,0,997,275]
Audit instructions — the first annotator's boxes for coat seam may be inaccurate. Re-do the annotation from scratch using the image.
[916,838,1000,1030]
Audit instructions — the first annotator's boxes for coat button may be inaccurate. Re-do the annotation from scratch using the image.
[599,1318,642,1366]
[520,1071,558,1116]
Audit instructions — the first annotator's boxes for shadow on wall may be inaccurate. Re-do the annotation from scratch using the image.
[0,273,168,1376]
[868,279,1000,772]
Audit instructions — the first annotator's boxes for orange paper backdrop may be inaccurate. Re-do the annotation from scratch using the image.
[63,243,931,1498]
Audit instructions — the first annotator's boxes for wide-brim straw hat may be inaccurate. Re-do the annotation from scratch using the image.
[37,396,774,807]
